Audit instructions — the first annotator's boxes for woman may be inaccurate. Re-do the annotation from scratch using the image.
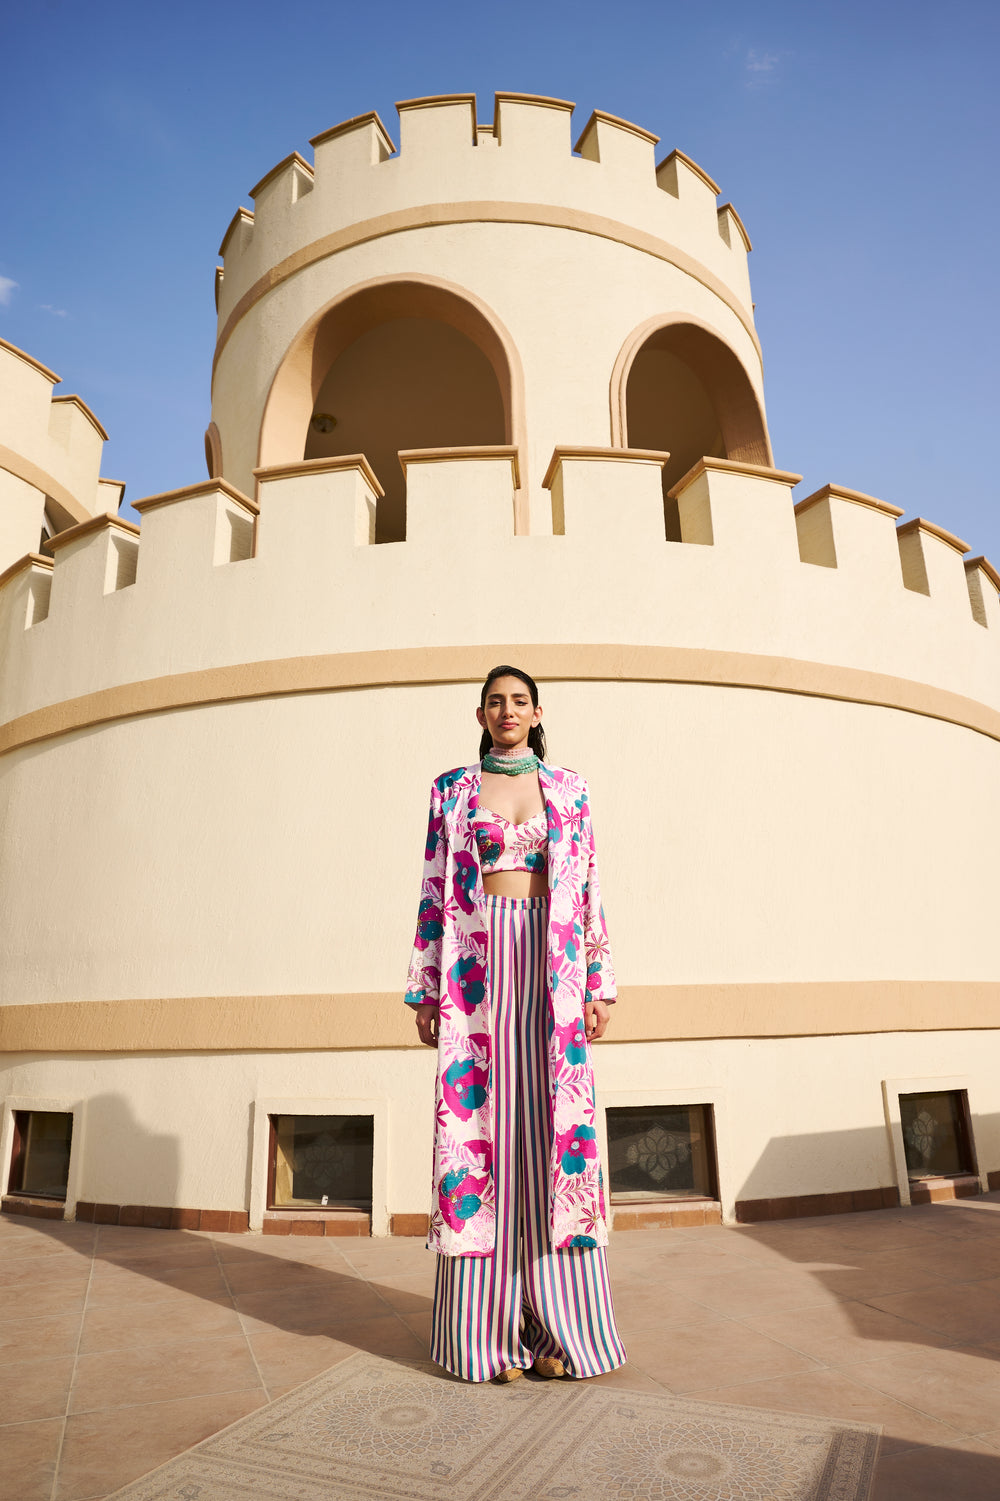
[405,665,626,1384]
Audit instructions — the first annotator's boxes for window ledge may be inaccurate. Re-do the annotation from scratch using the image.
[2,1194,65,1221]
[612,1199,722,1230]
[908,1174,981,1204]
[263,1208,371,1237]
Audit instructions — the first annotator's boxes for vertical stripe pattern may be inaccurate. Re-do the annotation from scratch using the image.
[431,894,626,1382]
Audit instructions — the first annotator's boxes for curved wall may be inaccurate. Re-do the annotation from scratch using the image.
[2,680,999,1013]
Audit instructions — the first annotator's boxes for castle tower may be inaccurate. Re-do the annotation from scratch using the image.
[2,95,999,1234]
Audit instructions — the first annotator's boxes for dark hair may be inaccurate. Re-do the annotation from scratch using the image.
[478,664,547,761]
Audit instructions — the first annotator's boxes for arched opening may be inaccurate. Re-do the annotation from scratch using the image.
[259,278,519,542]
[614,318,772,540]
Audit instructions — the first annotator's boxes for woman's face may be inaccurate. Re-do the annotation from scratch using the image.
[477,675,542,752]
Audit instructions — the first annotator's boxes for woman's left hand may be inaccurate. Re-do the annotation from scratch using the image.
[584,1000,610,1041]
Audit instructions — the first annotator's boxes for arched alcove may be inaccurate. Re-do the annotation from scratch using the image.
[612,318,772,540]
[259,277,522,542]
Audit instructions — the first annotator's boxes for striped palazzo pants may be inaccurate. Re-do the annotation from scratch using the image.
[431,894,626,1382]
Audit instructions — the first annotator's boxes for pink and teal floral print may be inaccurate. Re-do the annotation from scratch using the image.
[439,1167,487,1231]
[405,762,617,1254]
[473,820,503,868]
[554,1017,589,1067]
[442,1058,489,1121]
[557,1123,599,1175]
[446,956,487,1013]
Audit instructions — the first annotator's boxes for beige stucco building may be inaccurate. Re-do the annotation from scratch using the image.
[2,93,999,1238]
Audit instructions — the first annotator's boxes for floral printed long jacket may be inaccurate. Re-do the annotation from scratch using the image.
[405,761,616,1256]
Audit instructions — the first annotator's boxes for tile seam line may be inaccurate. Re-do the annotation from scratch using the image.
[832,1359,1000,1431]
[211,1234,273,1405]
[63,1379,269,1418]
[49,1236,96,1501]
[680,1364,977,1437]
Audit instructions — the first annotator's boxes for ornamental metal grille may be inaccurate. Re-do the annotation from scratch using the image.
[899,1090,974,1180]
[606,1104,716,1200]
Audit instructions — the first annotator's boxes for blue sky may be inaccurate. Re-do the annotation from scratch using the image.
[3,0,998,557]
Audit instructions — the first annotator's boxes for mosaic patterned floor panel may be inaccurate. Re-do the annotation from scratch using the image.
[105,1353,880,1501]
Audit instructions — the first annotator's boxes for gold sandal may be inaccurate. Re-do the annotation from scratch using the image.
[493,1367,524,1383]
[532,1356,566,1379]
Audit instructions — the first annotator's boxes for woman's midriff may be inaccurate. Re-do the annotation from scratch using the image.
[482,870,550,899]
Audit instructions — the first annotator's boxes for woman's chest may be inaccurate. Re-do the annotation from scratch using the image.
[477,771,545,824]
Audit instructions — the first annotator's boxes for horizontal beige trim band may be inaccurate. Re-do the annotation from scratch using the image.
[214,201,762,375]
[0,444,91,532]
[4,981,999,1054]
[3,643,1000,759]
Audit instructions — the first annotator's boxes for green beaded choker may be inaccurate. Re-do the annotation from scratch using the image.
[482,750,540,776]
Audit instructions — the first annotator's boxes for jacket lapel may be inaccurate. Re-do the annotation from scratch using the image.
[539,762,573,889]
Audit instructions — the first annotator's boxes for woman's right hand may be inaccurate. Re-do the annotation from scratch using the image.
[414,1003,439,1048]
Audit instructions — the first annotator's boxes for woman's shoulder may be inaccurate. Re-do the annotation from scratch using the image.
[430,764,477,794]
[541,762,588,795]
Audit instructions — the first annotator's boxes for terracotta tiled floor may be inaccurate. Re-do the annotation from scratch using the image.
[3,1197,1000,1499]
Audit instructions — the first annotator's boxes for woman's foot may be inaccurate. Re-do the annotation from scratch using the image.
[532,1356,566,1379]
[493,1367,524,1383]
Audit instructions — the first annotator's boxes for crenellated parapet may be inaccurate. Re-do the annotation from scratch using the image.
[215,95,752,328]
[209,98,767,519]
[0,338,113,576]
[2,451,999,753]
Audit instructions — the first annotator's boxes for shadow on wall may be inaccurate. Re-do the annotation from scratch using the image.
[734,1122,901,1213]
[735,1113,1000,1215]
[78,1093,183,1221]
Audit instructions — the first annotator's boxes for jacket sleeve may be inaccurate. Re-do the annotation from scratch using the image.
[404,779,447,1008]
[581,782,617,1004]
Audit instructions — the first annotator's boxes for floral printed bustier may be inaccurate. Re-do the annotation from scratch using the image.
[472,806,548,876]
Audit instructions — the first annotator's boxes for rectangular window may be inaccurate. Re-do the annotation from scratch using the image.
[267,1114,374,1210]
[899,1090,975,1180]
[7,1111,73,1200]
[606,1104,717,1201]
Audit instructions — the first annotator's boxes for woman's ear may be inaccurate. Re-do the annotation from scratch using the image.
[532,704,543,725]
[476,706,487,729]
